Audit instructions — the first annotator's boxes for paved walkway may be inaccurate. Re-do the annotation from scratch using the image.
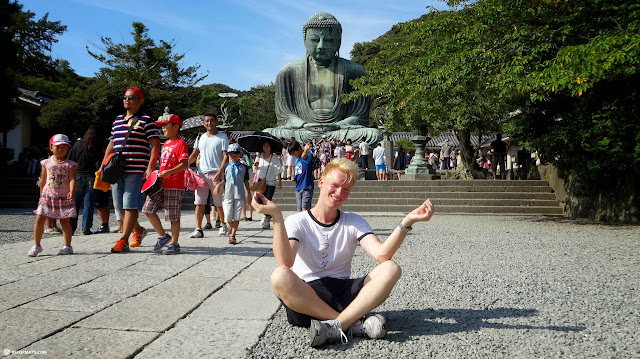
[1,211,297,358]
[1,212,638,358]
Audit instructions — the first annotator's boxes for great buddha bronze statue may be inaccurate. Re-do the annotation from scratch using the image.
[264,12,382,144]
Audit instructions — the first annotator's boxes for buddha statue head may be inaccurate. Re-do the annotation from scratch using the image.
[303,12,342,64]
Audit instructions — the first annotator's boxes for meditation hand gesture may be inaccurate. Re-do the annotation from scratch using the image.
[404,199,435,226]
[251,192,283,220]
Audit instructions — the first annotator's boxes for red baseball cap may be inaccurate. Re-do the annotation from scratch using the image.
[155,114,183,127]
[124,87,144,101]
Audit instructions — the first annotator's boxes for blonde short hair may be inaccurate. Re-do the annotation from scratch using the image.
[321,158,358,187]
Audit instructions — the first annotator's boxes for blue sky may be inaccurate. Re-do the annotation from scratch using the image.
[22,0,444,91]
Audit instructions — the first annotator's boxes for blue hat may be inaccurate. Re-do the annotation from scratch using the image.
[227,143,242,154]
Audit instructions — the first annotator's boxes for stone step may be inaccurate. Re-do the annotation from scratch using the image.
[266,197,561,207]
[0,177,563,216]
[272,204,564,215]
[274,191,558,200]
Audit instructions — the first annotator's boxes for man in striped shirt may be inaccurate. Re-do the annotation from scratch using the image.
[102,87,161,253]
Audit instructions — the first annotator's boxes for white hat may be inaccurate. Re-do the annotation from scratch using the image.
[227,143,242,154]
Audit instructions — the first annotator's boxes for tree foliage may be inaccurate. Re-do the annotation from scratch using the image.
[6,1,66,79]
[87,22,208,89]
[238,84,277,131]
[1,0,67,140]
[349,0,640,179]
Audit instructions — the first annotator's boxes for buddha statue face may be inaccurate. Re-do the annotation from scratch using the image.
[305,27,340,63]
[302,12,342,64]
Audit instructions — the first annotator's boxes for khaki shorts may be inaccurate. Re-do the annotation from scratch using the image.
[222,198,244,223]
[194,171,223,207]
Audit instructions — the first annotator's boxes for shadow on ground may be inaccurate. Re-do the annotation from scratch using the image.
[381,307,584,342]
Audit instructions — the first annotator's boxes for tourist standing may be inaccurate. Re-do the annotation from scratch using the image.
[319,135,332,160]
[68,126,103,235]
[372,142,387,181]
[286,136,297,180]
[440,140,453,170]
[188,112,229,239]
[289,141,314,212]
[393,144,407,180]
[105,87,160,253]
[254,141,283,229]
[489,133,509,180]
[345,139,355,161]
[358,140,370,170]
[334,142,346,159]
[428,150,439,171]
[28,134,77,257]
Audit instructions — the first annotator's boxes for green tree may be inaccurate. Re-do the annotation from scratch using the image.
[87,22,207,89]
[349,0,640,179]
[0,0,67,147]
[238,84,276,131]
[8,1,66,79]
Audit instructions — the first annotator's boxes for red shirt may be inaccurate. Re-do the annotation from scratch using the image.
[160,138,189,189]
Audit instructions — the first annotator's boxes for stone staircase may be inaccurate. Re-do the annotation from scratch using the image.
[0,177,564,216]
[0,176,41,209]
[264,179,564,215]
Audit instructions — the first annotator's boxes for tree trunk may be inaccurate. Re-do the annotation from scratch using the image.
[456,129,489,179]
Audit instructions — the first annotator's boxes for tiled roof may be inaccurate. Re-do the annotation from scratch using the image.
[390,132,508,149]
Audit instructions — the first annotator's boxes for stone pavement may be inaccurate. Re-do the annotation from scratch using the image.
[2,211,639,358]
[0,211,300,358]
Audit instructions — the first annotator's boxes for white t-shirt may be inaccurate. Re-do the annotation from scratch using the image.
[195,132,228,174]
[255,154,283,186]
[358,142,369,156]
[285,210,374,282]
[372,146,386,165]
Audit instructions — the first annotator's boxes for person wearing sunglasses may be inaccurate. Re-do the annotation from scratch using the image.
[101,87,160,253]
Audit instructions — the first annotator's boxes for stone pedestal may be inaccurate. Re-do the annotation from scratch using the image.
[405,134,437,180]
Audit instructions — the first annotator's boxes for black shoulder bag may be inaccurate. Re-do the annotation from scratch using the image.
[101,117,137,184]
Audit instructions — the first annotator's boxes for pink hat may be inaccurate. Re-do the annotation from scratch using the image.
[49,134,70,146]
[155,114,183,127]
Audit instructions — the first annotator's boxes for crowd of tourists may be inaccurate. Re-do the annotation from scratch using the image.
[25,87,384,257]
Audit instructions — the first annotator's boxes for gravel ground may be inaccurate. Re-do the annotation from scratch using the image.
[1,209,638,358]
[249,215,640,358]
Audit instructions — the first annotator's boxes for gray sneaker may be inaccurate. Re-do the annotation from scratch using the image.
[349,314,387,339]
[189,228,204,238]
[309,319,348,347]
[218,224,228,236]
[261,221,270,230]
[57,246,74,255]
[28,245,43,257]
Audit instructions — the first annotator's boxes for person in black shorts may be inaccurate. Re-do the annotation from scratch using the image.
[92,189,112,233]
[251,158,435,347]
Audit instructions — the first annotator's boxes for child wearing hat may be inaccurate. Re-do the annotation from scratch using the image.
[28,134,77,257]
[142,114,189,254]
[214,143,252,244]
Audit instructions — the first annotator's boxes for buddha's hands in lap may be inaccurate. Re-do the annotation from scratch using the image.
[303,122,339,132]
[282,117,306,129]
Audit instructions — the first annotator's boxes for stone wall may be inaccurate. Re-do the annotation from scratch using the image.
[539,165,639,223]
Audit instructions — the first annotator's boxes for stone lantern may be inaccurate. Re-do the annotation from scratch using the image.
[405,128,437,180]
